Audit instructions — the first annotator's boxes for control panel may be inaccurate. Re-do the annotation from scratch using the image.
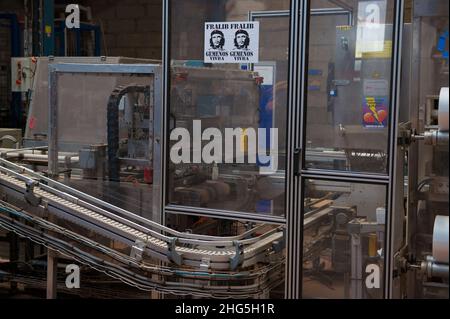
[11,57,36,92]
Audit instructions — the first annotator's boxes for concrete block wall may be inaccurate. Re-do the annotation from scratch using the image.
[82,0,162,60]
[0,0,23,126]
[0,25,10,115]
[0,0,24,12]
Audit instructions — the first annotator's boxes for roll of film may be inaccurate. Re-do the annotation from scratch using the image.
[438,87,449,132]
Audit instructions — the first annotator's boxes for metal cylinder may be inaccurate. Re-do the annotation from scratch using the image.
[421,260,449,279]
[430,263,449,279]
[424,131,449,146]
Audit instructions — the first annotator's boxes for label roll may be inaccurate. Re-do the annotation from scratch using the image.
[433,215,449,264]
[439,87,449,132]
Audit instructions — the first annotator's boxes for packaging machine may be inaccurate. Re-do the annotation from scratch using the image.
[0,0,448,300]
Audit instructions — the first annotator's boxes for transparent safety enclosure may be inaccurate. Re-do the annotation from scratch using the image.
[164,0,404,299]
[302,179,387,299]
[167,0,291,219]
[305,0,396,175]
[48,64,159,221]
[295,0,403,299]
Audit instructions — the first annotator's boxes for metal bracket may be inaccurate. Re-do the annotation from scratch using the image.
[293,148,302,176]
[230,240,244,270]
[199,257,211,271]
[167,238,183,265]
[130,239,146,262]
[24,180,42,207]
[332,79,351,86]
[348,218,383,234]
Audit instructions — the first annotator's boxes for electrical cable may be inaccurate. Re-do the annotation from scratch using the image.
[0,202,284,298]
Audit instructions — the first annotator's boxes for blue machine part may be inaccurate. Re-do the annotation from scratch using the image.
[437,30,449,60]
[43,0,55,56]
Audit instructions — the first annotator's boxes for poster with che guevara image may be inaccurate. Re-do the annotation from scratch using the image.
[204,21,259,64]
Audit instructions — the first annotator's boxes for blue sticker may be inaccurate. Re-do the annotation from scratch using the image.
[256,200,272,214]
[309,69,323,76]
[437,31,449,60]
[308,85,321,91]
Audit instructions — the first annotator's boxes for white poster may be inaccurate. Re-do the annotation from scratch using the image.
[363,79,389,96]
[204,21,259,64]
[356,1,387,56]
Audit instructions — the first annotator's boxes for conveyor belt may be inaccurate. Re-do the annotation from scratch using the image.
[0,203,284,298]
[0,158,284,271]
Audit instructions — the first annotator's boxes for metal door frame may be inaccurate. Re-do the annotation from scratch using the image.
[161,0,404,299]
[160,3,353,226]
[161,1,295,227]
[249,7,353,25]
[289,0,405,299]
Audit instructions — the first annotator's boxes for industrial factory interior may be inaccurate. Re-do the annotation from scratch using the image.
[0,0,448,301]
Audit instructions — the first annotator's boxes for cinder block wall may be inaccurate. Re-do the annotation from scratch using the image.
[0,1,24,127]
[83,0,162,60]
[0,0,24,12]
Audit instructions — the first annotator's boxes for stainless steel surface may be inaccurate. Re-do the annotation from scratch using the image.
[429,263,449,279]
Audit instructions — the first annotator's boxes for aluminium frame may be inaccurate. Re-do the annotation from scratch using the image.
[293,0,405,299]
[162,0,404,299]
[47,63,163,223]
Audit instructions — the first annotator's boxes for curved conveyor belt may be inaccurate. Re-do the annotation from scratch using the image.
[0,158,284,272]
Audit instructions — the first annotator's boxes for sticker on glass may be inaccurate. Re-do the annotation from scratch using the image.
[204,22,259,64]
[363,79,388,96]
[363,96,388,128]
[355,1,387,58]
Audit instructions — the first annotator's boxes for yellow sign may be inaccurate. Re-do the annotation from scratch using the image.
[356,41,392,59]
[45,25,52,36]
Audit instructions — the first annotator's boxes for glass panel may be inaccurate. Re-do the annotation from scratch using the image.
[305,0,396,174]
[52,71,155,220]
[254,16,290,170]
[166,213,285,298]
[168,0,290,217]
[302,179,387,299]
